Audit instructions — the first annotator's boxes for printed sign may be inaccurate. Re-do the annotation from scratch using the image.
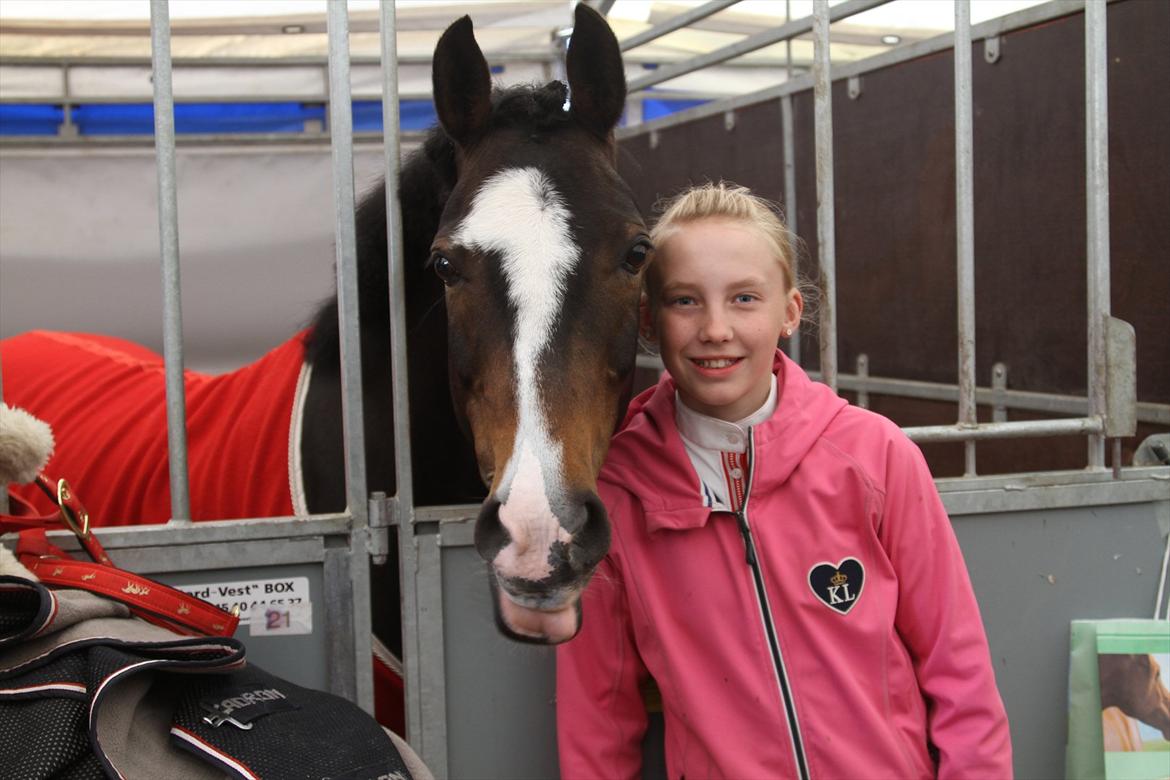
[175,576,312,636]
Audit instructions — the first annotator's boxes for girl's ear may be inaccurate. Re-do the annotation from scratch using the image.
[783,287,804,337]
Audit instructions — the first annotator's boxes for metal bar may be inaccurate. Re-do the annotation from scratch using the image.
[619,0,740,52]
[416,532,449,778]
[149,0,191,523]
[626,0,885,94]
[812,0,838,392]
[955,0,977,477]
[639,352,1170,425]
[905,416,1103,444]
[855,354,869,409]
[618,0,1098,140]
[325,0,374,715]
[0,131,430,149]
[1085,0,1110,469]
[781,93,800,365]
[785,0,794,82]
[991,363,1008,422]
[377,0,425,753]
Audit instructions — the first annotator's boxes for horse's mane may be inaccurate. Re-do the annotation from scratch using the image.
[305,80,574,370]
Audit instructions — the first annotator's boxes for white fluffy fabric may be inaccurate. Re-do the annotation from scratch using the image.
[0,403,54,485]
[0,544,36,580]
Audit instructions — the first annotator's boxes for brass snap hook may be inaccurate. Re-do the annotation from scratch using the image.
[56,478,91,540]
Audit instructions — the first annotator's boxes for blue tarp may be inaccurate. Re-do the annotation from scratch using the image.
[0,100,439,136]
[0,97,700,136]
[0,104,66,136]
[642,98,710,121]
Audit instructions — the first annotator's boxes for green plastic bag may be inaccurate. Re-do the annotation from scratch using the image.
[1067,539,1170,780]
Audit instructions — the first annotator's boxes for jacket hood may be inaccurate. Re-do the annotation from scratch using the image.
[601,349,849,533]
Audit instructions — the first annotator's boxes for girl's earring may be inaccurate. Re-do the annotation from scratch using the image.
[783,328,792,338]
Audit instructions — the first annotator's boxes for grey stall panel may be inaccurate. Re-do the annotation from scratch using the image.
[952,500,1170,779]
[442,543,559,780]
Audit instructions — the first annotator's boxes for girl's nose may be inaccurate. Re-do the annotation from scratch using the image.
[700,307,733,342]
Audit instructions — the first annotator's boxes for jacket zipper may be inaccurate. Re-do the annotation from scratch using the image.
[735,428,811,780]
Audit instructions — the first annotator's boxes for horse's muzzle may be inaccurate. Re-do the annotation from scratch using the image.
[475,491,610,643]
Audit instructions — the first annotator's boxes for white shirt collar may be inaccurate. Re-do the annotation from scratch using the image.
[674,374,777,453]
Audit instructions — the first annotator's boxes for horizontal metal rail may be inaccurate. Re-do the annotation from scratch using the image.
[626,0,885,94]
[635,354,1170,426]
[0,131,428,149]
[905,416,1103,444]
[618,0,1100,137]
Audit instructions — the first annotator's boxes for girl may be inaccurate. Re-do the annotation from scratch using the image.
[556,183,1011,779]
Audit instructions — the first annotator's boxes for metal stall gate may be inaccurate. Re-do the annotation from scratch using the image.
[611,0,1170,777]
[0,0,393,723]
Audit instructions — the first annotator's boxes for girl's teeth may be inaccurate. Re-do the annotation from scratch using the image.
[696,359,735,368]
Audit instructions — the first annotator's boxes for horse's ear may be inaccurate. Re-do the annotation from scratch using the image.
[566,3,626,139]
[432,15,493,148]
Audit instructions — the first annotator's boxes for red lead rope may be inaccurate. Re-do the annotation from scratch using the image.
[2,475,239,638]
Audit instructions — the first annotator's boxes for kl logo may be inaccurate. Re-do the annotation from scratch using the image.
[808,558,865,615]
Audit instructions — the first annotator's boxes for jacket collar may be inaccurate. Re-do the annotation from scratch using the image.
[601,350,848,534]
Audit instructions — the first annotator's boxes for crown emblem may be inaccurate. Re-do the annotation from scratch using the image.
[122,582,151,596]
[830,570,848,586]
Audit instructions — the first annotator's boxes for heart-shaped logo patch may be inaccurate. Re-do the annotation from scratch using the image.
[808,558,865,614]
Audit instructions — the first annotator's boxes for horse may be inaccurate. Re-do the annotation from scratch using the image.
[1099,653,1170,743]
[0,3,645,665]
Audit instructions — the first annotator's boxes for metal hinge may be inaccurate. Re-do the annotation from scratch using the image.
[368,491,394,565]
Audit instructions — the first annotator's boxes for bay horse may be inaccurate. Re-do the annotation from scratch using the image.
[0,4,645,658]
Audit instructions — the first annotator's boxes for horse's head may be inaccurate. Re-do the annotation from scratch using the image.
[429,5,645,644]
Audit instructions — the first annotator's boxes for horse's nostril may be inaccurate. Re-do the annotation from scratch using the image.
[474,498,510,562]
[569,492,611,571]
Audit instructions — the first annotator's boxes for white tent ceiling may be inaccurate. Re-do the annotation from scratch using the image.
[0,0,1047,64]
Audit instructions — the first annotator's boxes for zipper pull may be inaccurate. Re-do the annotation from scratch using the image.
[735,511,758,567]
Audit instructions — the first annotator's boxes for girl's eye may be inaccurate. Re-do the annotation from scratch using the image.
[622,239,652,275]
[670,296,696,307]
[431,253,460,286]
[734,294,757,304]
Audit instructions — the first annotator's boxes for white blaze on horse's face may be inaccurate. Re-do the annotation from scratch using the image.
[453,167,578,586]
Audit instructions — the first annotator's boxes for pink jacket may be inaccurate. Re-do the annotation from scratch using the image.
[557,351,1011,780]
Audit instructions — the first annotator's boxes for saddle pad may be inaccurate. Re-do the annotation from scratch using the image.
[0,331,307,524]
[0,576,414,780]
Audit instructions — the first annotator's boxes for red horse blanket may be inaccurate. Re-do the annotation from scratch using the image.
[1,331,309,525]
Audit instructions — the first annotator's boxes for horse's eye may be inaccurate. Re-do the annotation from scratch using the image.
[432,254,460,286]
[622,241,651,275]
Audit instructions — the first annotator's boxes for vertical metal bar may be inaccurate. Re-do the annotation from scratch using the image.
[991,362,1008,423]
[149,0,191,523]
[812,0,838,392]
[377,0,426,750]
[326,0,374,714]
[781,94,800,365]
[1085,0,1110,469]
[785,0,793,82]
[855,354,869,409]
[955,0,977,477]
